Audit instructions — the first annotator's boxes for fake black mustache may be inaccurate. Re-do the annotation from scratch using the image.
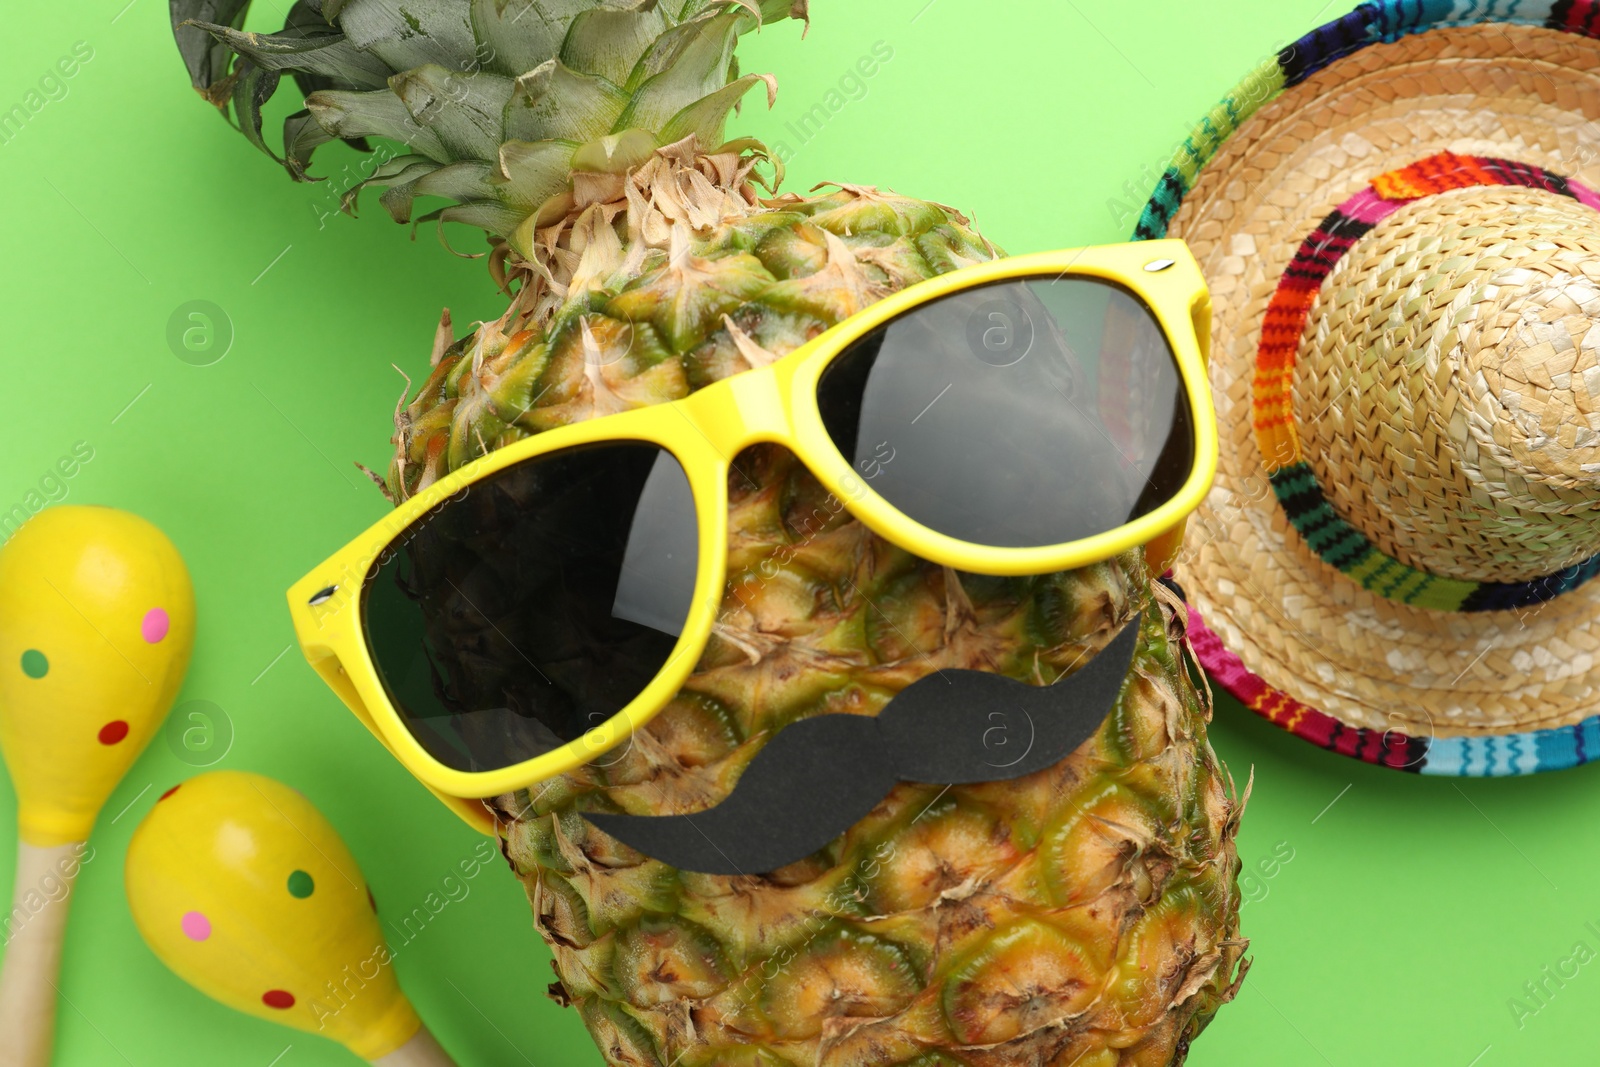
[584,615,1140,875]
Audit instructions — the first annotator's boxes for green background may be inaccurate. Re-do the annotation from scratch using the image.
[0,1,1590,1064]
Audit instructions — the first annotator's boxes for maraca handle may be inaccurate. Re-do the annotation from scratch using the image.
[0,841,82,1067]
[371,1025,459,1067]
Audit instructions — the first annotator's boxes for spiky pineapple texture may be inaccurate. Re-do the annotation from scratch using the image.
[389,168,997,495]
[409,177,1250,1066]
[495,476,1249,1065]
[172,2,1249,1063]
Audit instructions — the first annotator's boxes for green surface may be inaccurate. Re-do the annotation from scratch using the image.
[0,1,1590,1064]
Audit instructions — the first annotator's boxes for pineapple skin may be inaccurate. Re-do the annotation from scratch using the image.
[169,4,1247,1060]
[499,498,1246,1067]
[404,182,1248,1066]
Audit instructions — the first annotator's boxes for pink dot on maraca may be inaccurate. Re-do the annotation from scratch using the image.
[141,608,169,644]
[262,990,295,1010]
[181,912,211,942]
[98,720,129,745]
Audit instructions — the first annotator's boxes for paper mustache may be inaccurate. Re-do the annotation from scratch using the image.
[585,614,1141,874]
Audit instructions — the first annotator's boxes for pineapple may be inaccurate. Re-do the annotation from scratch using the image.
[172,2,1248,1063]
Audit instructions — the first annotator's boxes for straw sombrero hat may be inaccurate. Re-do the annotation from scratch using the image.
[1136,2,1600,775]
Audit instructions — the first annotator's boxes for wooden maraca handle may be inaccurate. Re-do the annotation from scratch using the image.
[372,1026,458,1067]
[0,841,85,1067]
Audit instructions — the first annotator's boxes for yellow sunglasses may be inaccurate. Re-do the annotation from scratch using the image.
[288,240,1216,835]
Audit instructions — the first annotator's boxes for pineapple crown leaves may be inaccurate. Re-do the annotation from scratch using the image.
[170,0,805,238]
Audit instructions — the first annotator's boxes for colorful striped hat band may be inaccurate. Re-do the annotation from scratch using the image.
[1257,150,1600,613]
[1134,4,1600,776]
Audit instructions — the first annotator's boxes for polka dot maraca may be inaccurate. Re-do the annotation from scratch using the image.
[0,506,194,1067]
[124,771,456,1066]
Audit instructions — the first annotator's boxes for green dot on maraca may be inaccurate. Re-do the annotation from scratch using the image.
[20,650,48,679]
[287,870,315,899]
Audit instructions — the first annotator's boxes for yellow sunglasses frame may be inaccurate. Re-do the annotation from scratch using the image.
[287,240,1216,835]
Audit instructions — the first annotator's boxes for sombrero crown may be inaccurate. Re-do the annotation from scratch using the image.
[1139,0,1600,775]
[1259,153,1600,609]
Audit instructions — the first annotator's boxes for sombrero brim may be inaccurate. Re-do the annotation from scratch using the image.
[1136,3,1600,775]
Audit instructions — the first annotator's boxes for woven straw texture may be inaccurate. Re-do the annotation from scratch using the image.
[1168,23,1600,743]
[1301,185,1600,584]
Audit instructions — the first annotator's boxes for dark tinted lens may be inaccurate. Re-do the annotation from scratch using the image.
[817,276,1192,548]
[362,443,699,773]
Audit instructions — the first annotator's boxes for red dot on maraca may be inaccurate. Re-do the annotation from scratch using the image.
[262,990,295,1010]
[98,720,129,745]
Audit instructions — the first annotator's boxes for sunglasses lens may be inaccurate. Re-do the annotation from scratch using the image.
[361,443,700,773]
[817,276,1193,549]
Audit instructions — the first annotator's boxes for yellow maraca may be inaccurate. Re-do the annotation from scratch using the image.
[0,505,194,1067]
[124,771,457,1066]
